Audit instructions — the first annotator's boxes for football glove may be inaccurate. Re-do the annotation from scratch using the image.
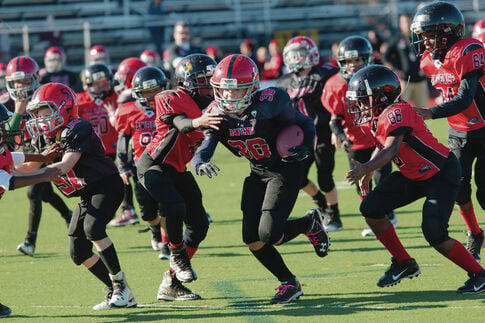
[196,162,220,178]
[282,145,311,163]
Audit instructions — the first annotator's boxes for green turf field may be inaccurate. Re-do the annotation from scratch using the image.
[0,118,483,322]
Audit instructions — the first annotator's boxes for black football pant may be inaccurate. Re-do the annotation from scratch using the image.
[68,174,124,265]
[137,153,209,248]
[449,131,485,209]
[360,154,461,246]
[25,182,71,245]
[347,146,392,196]
[242,162,304,245]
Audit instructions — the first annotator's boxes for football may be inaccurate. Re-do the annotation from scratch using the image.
[276,124,304,157]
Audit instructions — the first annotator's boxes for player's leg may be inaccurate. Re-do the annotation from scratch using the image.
[299,155,328,212]
[450,135,484,261]
[17,183,46,256]
[361,171,422,287]
[86,174,136,308]
[41,182,72,226]
[134,179,162,252]
[109,155,139,227]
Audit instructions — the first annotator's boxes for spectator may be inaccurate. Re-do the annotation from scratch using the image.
[205,45,223,62]
[255,46,268,75]
[367,30,383,63]
[383,13,429,108]
[164,21,202,82]
[261,40,283,80]
[239,38,257,62]
[147,0,168,56]
[0,23,11,63]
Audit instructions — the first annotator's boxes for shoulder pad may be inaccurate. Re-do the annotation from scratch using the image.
[250,87,289,119]
[462,42,483,56]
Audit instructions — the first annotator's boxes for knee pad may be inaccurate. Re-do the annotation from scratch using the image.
[258,225,283,245]
[69,236,94,266]
[360,194,387,219]
[318,174,335,193]
[84,216,108,241]
[184,216,210,248]
[422,220,449,246]
[456,181,472,206]
[299,178,310,190]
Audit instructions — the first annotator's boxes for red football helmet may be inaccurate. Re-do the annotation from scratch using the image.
[113,57,146,95]
[0,63,6,90]
[88,45,110,65]
[44,46,66,73]
[140,50,160,67]
[26,83,78,139]
[210,54,259,114]
[283,36,320,73]
[473,19,485,39]
[6,56,40,101]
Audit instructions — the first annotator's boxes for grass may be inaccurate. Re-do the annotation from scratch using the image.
[0,117,484,322]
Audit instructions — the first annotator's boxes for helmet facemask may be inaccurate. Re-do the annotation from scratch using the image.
[346,80,389,126]
[26,102,65,139]
[283,44,318,73]
[6,74,39,101]
[212,77,258,114]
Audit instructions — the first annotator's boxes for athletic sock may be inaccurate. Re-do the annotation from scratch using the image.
[444,239,483,273]
[312,191,327,210]
[458,205,481,235]
[88,257,113,288]
[186,245,198,259]
[376,225,412,264]
[281,216,312,243]
[98,244,121,275]
[251,244,293,282]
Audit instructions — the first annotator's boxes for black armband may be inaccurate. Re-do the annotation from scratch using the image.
[329,118,348,143]
[173,115,196,134]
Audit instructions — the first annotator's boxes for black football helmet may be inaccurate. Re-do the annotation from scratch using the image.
[411,1,465,59]
[346,65,401,125]
[81,63,113,101]
[131,66,168,107]
[175,54,217,106]
[0,103,22,152]
[337,36,374,79]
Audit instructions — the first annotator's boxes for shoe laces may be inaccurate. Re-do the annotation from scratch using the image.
[274,283,295,296]
[171,248,191,270]
[112,280,126,296]
[305,229,323,246]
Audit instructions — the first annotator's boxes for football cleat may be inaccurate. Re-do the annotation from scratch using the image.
[157,270,201,301]
[466,230,484,263]
[269,277,303,304]
[17,241,35,257]
[169,244,197,283]
[323,210,343,232]
[377,257,420,287]
[109,207,139,227]
[304,208,329,257]
[159,243,170,260]
[92,287,113,311]
[109,271,137,308]
[151,232,162,251]
[0,303,11,318]
[457,270,485,294]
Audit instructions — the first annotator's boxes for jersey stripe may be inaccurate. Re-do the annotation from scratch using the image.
[403,135,448,169]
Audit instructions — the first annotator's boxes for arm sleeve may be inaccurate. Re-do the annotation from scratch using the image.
[116,132,132,174]
[172,114,196,134]
[429,69,482,119]
[191,130,219,167]
[10,152,25,166]
[6,113,23,131]
[329,118,348,143]
[0,170,12,190]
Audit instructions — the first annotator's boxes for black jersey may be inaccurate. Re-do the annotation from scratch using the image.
[39,69,82,93]
[276,64,338,129]
[32,118,119,197]
[193,87,315,172]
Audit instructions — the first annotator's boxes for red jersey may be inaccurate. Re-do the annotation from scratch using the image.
[77,91,118,155]
[321,73,375,149]
[115,101,157,162]
[420,38,485,132]
[374,101,449,181]
[146,89,204,172]
[0,149,13,196]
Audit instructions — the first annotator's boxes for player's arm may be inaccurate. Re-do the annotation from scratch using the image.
[0,167,61,191]
[48,151,82,175]
[416,69,482,119]
[171,113,222,134]
[116,132,133,184]
[192,130,220,178]
[329,114,352,151]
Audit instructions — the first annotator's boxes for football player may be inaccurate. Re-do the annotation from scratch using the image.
[6,56,72,257]
[25,82,137,309]
[193,54,329,304]
[113,57,146,105]
[277,36,341,231]
[345,65,485,293]
[88,45,110,66]
[411,1,485,262]
[321,35,395,236]
[140,49,161,67]
[114,66,170,259]
[136,54,221,301]
[472,19,485,45]
[0,63,13,112]
[39,46,82,92]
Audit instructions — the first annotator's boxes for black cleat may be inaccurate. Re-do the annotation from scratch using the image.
[377,257,420,287]
[270,277,303,304]
[157,270,201,301]
[169,244,197,283]
[466,230,484,263]
[304,208,329,257]
[323,209,343,232]
[0,303,11,318]
[158,242,170,260]
[457,270,485,294]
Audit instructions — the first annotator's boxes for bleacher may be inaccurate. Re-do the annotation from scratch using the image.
[1,0,483,71]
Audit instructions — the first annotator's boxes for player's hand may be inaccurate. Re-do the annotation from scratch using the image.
[282,145,311,163]
[120,171,133,185]
[413,107,433,120]
[192,112,223,130]
[14,100,29,113]
[41,143,63,162]
[196,162,220,178]
[103,101,116,114]
[358,171,373,196]
[342,139,353,153]
[345,159,372,188]
[44,166,63,181]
